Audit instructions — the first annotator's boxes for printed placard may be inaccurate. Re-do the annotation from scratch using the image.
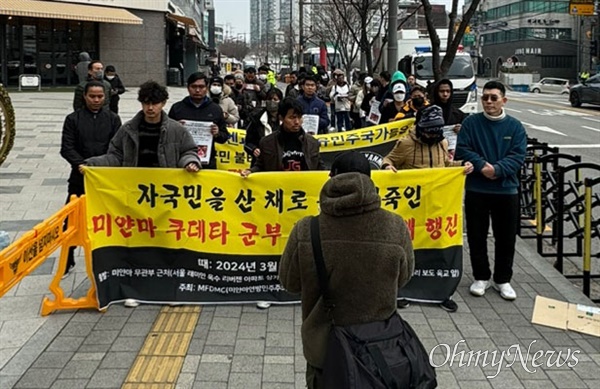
[183,120,213,164]
[302,114,319,135]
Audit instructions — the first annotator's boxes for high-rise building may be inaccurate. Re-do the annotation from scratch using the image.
[250,0,298,47]
[469,0,577,79]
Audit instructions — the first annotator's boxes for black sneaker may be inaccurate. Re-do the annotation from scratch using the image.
[61,263,75,279]
[439,299,458,312]
[397,299,410,309]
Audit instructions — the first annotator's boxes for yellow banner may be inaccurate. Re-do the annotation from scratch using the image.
[215,119,414,171]
[85,168,464,254]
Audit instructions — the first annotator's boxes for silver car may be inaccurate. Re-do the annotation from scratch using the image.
[529,78,570,94]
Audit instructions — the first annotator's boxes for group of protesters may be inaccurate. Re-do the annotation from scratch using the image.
[61,57,526,387]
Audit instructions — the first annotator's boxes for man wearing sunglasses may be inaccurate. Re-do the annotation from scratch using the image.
[455,81,527,301]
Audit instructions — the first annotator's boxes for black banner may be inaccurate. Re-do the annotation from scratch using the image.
[93,246,462,308]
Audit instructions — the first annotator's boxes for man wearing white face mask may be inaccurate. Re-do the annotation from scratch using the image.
[258,65,272,93]
[73,60,113,111]
[104,65,125,114]
[379,82,407,123]
[208,76,240,127]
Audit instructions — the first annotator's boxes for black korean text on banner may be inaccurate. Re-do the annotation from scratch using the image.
[85,168,464,308]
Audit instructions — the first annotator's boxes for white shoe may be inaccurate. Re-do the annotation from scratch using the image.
[124,299,140,308]
[256,301,271,309]
[469,280,490,297]
[493,282,517,300]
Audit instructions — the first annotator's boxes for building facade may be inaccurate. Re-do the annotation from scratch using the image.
[0,0,212,88]
[250,0,298,48]
[471,0,578,80]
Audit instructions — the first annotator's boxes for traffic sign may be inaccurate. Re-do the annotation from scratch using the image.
[569,0,595,15]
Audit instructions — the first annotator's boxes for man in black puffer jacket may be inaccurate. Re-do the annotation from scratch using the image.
[60,81,121,275]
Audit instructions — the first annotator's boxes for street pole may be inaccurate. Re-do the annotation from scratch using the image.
[298,0,304,68]
[577,15,581,75]
[289,0,293,68]
[387,0,398,72]
[266,19,270,64]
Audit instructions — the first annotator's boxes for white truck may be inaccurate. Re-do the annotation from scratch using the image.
[397,33,478,115]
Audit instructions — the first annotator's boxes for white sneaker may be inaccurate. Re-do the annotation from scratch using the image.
[124,299,140,308]
[256,301,271,309]
[469,280,490,297]
[493,282,517,300]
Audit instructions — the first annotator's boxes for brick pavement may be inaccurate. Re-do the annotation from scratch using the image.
[1,88,599,388]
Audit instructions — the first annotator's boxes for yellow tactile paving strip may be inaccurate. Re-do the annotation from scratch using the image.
[122,306,201,388]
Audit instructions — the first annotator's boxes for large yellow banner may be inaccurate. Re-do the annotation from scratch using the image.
[85,168,464,253]
[85,168,465,306]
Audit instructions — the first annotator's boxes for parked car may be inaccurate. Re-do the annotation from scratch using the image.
[569,74,600,107]
[529,78,570,94]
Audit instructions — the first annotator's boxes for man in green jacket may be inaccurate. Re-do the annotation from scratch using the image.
[279,151,415,388]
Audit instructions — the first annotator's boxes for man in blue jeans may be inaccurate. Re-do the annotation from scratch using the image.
[455,80,526,301]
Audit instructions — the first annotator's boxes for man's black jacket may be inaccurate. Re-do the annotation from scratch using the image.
[60,106,121,191]
[168,96,229,169]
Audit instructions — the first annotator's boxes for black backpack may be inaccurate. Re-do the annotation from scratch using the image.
[310,217,437,389]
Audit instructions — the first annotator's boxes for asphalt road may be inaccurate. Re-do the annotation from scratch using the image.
[501,90,600,165]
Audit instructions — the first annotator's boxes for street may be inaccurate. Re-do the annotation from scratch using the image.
[502,90,600,165]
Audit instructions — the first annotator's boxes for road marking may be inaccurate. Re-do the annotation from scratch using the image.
[549,144,600,148]
[522,121,566,136]
[123,305,201,387]
[556,109,590,116]
[582,126,600,133]
[508,96,600,116]
[505,107,522,113]
[583,116,600,123]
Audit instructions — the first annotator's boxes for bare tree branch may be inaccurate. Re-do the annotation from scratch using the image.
[420,0,481,81]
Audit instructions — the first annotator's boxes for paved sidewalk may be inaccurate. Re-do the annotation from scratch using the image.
[1,89,599,388]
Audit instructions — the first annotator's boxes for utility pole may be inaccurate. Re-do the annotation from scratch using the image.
[298,0,304,68]
[387,0,398,72]
[266,19,270,64]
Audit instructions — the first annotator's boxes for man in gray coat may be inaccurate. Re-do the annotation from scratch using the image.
[85,80,200,308]
[86,80,200,170]
[279,151,415,388]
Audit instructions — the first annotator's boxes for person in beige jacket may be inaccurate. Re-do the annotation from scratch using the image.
[279,151,415,388]
[382,105,473,172]
[209,76,240,127]
[382,104,472,313]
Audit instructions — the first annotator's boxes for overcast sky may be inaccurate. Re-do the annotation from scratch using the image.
[215,0,465,39]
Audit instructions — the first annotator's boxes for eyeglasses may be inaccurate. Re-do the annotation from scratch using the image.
[481,94,502,102]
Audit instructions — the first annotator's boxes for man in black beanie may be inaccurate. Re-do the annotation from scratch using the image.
[279,151,415,388]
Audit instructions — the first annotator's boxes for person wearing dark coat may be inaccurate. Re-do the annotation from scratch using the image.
[60,81,121,275]
[279,151,415,388]
[104,65,125,114]
[241,98,324,175]
[431,79,467,132]
[244,88,282,167]
[168,72,229,169]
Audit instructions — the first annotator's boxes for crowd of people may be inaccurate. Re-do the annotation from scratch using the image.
[61,57,526,388]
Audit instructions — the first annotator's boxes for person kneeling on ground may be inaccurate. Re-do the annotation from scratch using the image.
[279,151,415,388]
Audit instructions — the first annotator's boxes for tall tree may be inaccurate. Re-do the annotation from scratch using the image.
[421,0,481,81]
[310,4,360,73]
[218,39,250,62]
[329,0,389,74]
